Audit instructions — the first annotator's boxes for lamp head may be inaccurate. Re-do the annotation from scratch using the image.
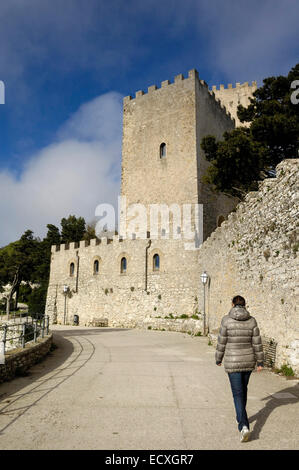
[201,271,209,285]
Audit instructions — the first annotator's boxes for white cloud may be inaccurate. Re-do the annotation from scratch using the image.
[0,92,122,246]
[58,92,122,144]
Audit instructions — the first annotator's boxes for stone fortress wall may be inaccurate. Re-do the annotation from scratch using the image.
[211,81,257,127]
[197,159,299,374]
[45,236,201,328]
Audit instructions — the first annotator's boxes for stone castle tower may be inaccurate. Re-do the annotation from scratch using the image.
[120,69,240,241]
[45,69,256,327]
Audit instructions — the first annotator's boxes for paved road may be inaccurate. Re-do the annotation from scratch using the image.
[0,325,298,450]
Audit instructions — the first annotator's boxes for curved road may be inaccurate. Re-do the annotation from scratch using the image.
[0,325,298,450]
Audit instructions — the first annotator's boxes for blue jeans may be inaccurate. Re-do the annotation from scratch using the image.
[228,371,252,432]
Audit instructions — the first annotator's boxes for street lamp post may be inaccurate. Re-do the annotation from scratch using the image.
[200,271,209,336]
[63,285,69,325]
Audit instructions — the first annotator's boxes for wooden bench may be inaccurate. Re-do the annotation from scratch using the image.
[89,318,108,327]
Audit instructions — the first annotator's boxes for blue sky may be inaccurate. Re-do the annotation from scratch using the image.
[0,0,298,245]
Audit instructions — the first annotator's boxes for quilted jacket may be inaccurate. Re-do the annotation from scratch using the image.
[215,305,264,373]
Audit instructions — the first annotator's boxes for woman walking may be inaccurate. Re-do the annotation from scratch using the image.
[215,295,264,442]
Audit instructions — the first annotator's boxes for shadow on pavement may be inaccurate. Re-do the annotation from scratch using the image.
[249,383,299,441]
[0,327,130,434]
[0,332,74,403]
[0,332,89,434]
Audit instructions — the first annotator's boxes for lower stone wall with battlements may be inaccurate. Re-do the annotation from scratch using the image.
[197,159,299,374]
[45,237,201,328]
[211,81,257,127]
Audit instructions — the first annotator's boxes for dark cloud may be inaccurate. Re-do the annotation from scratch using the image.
[195,0,299,84]
[0,0,297,95]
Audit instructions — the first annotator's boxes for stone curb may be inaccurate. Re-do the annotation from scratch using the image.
[0,333,53,384]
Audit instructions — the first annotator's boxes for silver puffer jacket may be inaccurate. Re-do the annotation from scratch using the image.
[215,305,264,373]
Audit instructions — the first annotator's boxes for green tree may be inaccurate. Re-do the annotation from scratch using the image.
[18,283,33,303]
[44,224,61,247]
[26,224,61,316]
[0,218,89,319]
[34,224,61,283]
[83,220,97,242]
[201,63,299,197]
[61,215,86,243]
[0,230,40,318]
[28,283,48,317]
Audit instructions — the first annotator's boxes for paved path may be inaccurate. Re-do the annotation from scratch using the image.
[0,326,298,450]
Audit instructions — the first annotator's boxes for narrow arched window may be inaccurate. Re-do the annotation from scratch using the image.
[94,260,99,275]
[153,253,160,271]
[70,262,75,276]
[121,257,127,274]
[160,143,166,159]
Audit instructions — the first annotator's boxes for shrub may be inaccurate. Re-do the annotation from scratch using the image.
[278,364,295,377]
[165,313,174,319]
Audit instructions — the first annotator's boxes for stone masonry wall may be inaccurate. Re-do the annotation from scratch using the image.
[137,316,203,336]
[211,81,257,127]
[45,237,201,327]
[0,334,52,384]
[197,159,299,373]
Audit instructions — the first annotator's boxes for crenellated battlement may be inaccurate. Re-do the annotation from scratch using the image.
[211,81,257,92]
[123,69,200,104]
[123,69,214,102]
[207,88,235,123]
[123,68,234,123]
[51,233,153,255]
[210,80,257,126]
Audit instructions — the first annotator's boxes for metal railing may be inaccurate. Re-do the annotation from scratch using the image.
[0,315,50,356]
